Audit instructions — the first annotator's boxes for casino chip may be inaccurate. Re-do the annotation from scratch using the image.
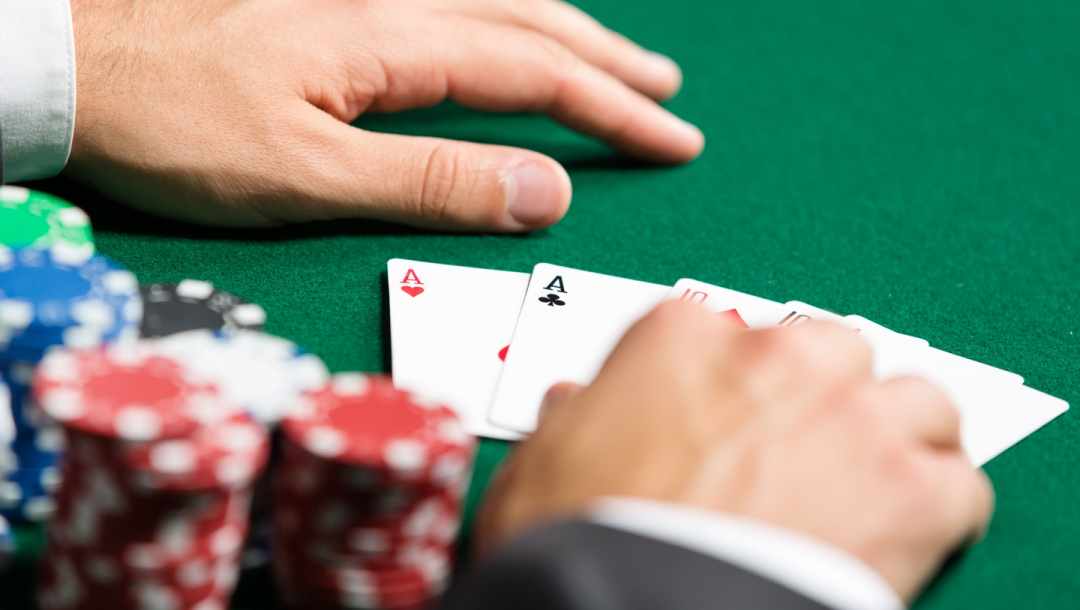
[0,186,94,252]
[153,330,328,425]
[33,341,268,610]
[139,280,267,338]
[0,245,141,360]
[0,246,142,524]
[274,374,475,609]
[150,329,328,571]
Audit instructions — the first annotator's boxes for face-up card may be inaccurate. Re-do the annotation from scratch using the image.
[387,259,527,440]
[785,301,1022,385]
[844,314,929,347]
[958,383,1067,466]
[666,278,787,327]
[487,264,669,433]
[864,337,1063,464]
[778,300,846,326]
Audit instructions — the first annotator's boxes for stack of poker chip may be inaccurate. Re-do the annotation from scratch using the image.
[33,342,269,610]
[153,329,329,568]
[273,374,475,610]
[139,280,267,339]
[0,245,141,524]
[153,330,328,426]
[0,380,11,567]
[0,186,94,254]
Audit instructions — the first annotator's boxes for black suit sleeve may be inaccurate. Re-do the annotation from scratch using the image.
[441,520,834,610]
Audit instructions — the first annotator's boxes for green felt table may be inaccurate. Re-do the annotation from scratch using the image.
[6,0,1080,607]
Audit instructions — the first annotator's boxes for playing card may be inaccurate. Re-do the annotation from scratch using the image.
[487,264,669,433]
[861,333,1064,464]
[666,278,787,327]
[387,259,527,440]
[844,313,1022,385]
[783,300,1023,385]
[844,314,929,347]
[779,300,847,326]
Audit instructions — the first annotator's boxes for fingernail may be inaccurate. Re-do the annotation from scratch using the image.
[647,52,681,78]
[502,160,569,227]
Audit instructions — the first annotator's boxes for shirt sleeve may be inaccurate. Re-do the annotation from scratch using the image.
[0,0,77,182]
[589,497,905,610]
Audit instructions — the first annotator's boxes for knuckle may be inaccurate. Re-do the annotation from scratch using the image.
[812,320,872,358]
[622,300,711,356]
[891,375,951,406]
[890,375,962,435]
[640,299,709,337]
[646,299,693,326]
[531,33,580,80]
[415,145,462,223]
[750,328,818,372]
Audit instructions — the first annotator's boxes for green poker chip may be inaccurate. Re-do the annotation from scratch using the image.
[0,186,94,251]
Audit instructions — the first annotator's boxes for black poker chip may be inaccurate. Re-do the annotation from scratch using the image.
[139,280,267,338]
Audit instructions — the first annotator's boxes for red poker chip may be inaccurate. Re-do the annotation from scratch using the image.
[122,412,269,491]
[37,348,261,610]
[274,495,461,557]
[40,549,239,610]
[276,557,445,597]
[286,581,439,610]
[33,343,239,442]
[276,442,473,501]
[281,374,475,480]
[271,374,469,610]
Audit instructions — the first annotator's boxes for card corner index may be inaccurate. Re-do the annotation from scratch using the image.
[530,262,559,275]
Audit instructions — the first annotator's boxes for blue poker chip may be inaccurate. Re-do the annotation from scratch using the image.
[0,245,142,359]
[0,513,13,563]
[0,360,65,526]
[0,464,58,523]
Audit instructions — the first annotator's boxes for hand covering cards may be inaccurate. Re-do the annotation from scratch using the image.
[487,264,668,433]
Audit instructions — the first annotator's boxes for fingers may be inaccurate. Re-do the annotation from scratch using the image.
[873,376,963,448]
[433,0,683,101]
[926,454,996,547]
[538,382,584,423]
[298,112,570,230]
[601,299,740,378]
[730,321,874,408]
[362,15,704,164]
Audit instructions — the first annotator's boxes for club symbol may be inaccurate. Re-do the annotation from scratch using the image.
[539,293,566,307]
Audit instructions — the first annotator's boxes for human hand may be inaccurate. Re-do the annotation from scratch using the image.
[67,0,703,228]
[475,300,994,602]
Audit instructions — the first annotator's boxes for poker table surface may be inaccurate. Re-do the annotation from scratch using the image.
[7,0,1080,607]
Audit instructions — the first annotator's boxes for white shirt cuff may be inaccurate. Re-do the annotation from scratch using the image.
[589,497,904,610]
[0,0,77,182]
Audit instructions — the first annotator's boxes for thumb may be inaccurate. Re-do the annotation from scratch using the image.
[295,111,572,231]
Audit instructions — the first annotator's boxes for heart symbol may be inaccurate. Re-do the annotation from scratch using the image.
[401,286,424,297]
[719,309,748,328]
